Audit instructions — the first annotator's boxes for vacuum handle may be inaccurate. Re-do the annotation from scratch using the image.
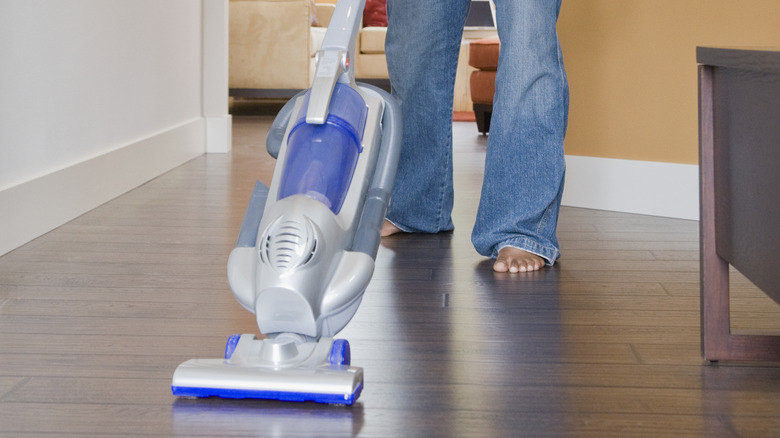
[305,0,366,124]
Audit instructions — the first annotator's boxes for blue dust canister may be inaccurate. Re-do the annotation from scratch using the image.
[278,83,368,214]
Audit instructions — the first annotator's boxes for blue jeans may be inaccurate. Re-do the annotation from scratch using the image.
[385,0,569,265]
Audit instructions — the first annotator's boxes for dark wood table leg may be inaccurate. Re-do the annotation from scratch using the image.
[699,64,731,362]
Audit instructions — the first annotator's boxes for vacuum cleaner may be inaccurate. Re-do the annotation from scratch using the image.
[171,0,401,405]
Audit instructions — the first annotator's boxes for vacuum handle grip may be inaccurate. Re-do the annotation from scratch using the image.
[306,51,346,124]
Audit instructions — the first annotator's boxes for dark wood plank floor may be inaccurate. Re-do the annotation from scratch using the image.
[2,115,780,437]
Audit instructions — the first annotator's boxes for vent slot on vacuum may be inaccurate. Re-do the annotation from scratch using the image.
[259,216,318,271]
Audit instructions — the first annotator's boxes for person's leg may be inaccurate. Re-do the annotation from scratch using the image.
[471,0,569,272]
[384,0,471,234]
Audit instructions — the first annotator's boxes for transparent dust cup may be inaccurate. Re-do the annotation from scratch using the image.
[278,83,368,214]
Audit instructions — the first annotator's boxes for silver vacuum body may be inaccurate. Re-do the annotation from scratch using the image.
[228,86,385,339]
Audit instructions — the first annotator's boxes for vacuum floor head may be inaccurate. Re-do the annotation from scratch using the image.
[172,335,363,405]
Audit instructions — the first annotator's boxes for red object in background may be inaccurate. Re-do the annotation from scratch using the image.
[363,0,387,27]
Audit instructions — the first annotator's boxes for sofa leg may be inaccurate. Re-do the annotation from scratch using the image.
[473,103,493,135]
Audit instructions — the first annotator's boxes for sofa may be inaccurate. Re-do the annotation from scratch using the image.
[353,0,388,85]
[229,0,388,98]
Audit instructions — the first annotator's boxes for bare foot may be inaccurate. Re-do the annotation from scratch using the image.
[493,247,545,273]
[380,220,403,237]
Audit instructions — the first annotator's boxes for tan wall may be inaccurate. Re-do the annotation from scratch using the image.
[558,0,780,164]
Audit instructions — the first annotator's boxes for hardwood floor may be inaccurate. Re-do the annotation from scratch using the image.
[2,116,780,437]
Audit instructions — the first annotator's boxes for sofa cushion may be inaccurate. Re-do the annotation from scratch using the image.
[314,3,336,27]
[468,37,500,70]
[363,0,387,27]
[355,52,388,78]
[359,27,386,54]
[310,27,327,56]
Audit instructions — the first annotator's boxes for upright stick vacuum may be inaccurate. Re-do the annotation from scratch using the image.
[171,0,401,405]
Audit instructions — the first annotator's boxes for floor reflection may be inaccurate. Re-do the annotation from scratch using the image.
[171,397,364,437]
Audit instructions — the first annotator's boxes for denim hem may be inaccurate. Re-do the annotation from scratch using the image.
[384,218,414,234]
[495,238,560,266]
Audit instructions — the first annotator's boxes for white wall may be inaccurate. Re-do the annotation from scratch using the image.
[0,0,230,255]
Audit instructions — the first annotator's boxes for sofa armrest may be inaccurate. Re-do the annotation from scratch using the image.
[229,0,314,90]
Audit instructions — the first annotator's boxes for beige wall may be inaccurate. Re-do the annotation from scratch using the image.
[558,0,780,164]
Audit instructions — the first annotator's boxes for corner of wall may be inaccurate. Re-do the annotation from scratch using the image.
[203,0,232,154]
[206,115,233,153]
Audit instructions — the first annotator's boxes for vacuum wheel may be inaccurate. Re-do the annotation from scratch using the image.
[224,334,242,359]
[329,339,351,366]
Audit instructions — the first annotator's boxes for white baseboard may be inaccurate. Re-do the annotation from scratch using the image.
[206,115,232,153]
[0,137,697,256]
[562,155,700,221]
[0,119,206,256]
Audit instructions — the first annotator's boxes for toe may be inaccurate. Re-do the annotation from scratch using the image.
[493,259,509,273]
